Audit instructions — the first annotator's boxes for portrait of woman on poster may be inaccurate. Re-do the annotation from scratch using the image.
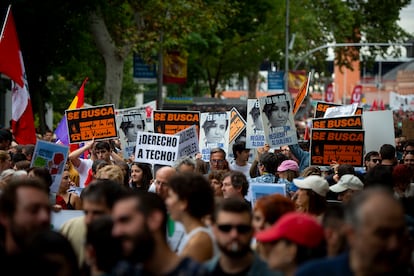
[262,99,291,130]
[120,118,145,143]
[202,112,228,145]
[249,103,263,133]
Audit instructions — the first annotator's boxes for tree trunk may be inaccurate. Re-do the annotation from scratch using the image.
[247,71,258,99]
[103,55,124,107]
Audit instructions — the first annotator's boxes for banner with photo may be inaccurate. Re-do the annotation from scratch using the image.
[246,99,266,148]
[116,101,156,159]
[258,93,297,148]
[31,140,69,193]
[199,111,230,161]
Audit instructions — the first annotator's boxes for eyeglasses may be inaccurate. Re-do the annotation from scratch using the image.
[217,224,252,234]
[404,150,414,155]
[371,159,381,163]
[211,159,225,164]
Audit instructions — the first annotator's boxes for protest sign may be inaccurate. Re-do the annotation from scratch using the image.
[116,101,156,159]
[31,140,69,193]
[199,111,230,161]
[258,93,297,147]
[51,210,84,231]
[293,72,311,114]
[176,125,200,158]
[66,104,117,143]
[153,110,200,135]
[313,115,363,130]
[363,110,395,153]
[229,107,246,143]
[246,99,266,148]
[324,103,358,118]
[314,101,363,118]
[248,183,286,209]
[135,131,179,166]
[310,128,365,166]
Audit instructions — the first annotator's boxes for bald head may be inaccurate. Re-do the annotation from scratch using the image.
[154,166,176,199]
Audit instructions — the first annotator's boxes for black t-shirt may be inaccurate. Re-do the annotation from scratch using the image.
[212,262,252,276]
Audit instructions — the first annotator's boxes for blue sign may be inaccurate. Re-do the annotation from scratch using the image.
[133,55,157,84]
[268,71,284,91]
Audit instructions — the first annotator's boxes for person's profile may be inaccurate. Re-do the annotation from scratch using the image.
[120,114,145,143]
[202,112,228,145]
[249,101,263,133]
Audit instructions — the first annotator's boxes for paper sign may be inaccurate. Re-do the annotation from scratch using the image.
[135,131,179,166]
[229,107,246,143]
[246,99,266,148]
[313,115,363,130]
[363,110,395,153]
[199,112,230,161]
[31,140,69,193]
[258,93,298,147]
[153,110,200,135]
[66,104,117,143]
[310,128,365,166]
[324,103,358,118]
[249,183,286,208]
[176,125,200,158]
[314,101,363,118]
[293,72,311,114]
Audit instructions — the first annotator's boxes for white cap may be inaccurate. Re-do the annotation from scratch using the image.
[293,175,329,197]
[330,174,364,193]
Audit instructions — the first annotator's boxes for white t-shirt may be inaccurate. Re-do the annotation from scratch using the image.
[229,162,252,179]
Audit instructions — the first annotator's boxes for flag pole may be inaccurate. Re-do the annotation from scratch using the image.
[0,5,12,39]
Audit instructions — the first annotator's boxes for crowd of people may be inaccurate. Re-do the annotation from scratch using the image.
[1,124,414,276]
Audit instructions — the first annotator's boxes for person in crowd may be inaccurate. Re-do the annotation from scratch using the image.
[364,164,394,191]
[22,144,35,162]
[256,212,325,276]
[27,166,55,205]
[114,159,130,188]
[401,139,414,162]
[379,143,397,167]
[208,170,225,197]
[392,164,414,198]
[209,147,229,172]
[195,157,209,175]
[112,191,210,275]
[292,175,329,219]
[364,151,381,174]
[166,172,216,262]
[0,150,12,174]
[56,168,82,210]
[0,177,51,255]
[276,160,299,197]
[329,174,364,203]
[230,141,251,179]
[300,166,322,177]
[83,159,109,187]
[60,179,127,266]
[95,164,125,185]
[174,156,196,173]
[0,129,12,150]
[149,166,177,199]
[322,204,347,257]
[205,198,278,275]
[280,145,299,164]
[250,144,271,178]
[13,160,30,171]
[42,129,54,142]
[250,152,278,183]
[84,216,123,276]
[404,151,414,171]
[222,170,250,206]
[202,112,228,145]
[288,143,310,174]
[129,162,153,191]
[296,188,412,276]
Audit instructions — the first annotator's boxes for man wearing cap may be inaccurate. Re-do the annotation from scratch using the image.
[256,212,325,276]
[329,174,364,203]
[296,188,412,276]
[205,198,279,275]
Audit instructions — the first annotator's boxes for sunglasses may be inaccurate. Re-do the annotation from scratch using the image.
[217,224,252,234]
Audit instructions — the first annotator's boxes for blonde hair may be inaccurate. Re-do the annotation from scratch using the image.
[0,150,9,162]
[96,164,124,185]
[66,161,80,187]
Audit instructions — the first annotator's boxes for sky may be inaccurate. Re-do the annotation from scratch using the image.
[398,1,414,35]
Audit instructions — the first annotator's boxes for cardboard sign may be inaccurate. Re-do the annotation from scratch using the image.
[246,99,266,148]
[363,110,395,153]
[314,101,363,118]
[31,140,69,193]
[199,112,230,161]
[293,72,310,114]
[313,115,363,130]
[66,104,117,143]
[153,110,200,135]
[310,128,365,166]
[176,125,200,158]
[258,93,298,147]
[135,131,179,166]
[229,107,246,143]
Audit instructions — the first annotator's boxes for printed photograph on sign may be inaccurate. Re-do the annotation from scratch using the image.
[258,93,297,147]
[323,103,358,118]
[199,111,230,161]
[246,99,266,148]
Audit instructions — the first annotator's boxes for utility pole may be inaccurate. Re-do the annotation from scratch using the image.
[284,0,289,93]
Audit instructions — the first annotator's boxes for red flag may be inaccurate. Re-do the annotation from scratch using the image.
[379,99,385,110]
[350,85,362,104]
[370,100,378,111]
[325,83,334,103]
[0,6,36,144]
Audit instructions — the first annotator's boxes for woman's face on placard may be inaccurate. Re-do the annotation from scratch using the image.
[269,101,289,128]
[205,118,227,143]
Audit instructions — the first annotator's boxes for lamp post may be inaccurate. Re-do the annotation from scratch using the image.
[284,0,289,93]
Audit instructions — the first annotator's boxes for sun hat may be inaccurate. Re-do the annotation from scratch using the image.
[277,160,299,172]
[255,212,324,248]
[293,175,329,197]
[329,174,364,193]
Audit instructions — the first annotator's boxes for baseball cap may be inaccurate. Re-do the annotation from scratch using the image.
[329,174,364,193]
[255,212,324,248]
[293,175,329,197]
[277,160,299,172]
